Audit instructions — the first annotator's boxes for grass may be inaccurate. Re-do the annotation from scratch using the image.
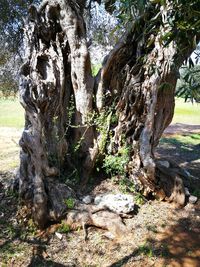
[160,133,200,146]
[172,98,200,125]
[0,97,199,129]
[0,98,24,128]
[0,127,21,171]
[0,242,28,264]
[0,97,199,172]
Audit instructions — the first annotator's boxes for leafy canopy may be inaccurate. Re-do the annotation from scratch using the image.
[0,0,40,53]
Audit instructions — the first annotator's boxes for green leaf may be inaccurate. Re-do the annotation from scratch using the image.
[137,0,146,12]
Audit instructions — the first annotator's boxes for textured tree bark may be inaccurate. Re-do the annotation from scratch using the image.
[18,0,197,227]
[19,0,97,227]
[95,3,195,200]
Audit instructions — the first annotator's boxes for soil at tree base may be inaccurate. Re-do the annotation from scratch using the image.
[0,173,200,267]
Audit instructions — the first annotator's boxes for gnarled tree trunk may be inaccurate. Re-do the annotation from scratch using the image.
[18,0,198,228]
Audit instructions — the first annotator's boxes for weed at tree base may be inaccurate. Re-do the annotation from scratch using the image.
[64,198,75,209]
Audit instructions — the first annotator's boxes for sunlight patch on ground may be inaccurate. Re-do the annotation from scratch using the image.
[0,98,24,128]
[173,98,200,125]
[0,127,22,171]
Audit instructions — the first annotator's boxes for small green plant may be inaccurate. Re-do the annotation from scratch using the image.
[134,192,145,205]
[119,178,129,193]
[73,131,87,153]
[138,243,154,258]
[146,224,158,233]
[95,109,112,154]
[26,218,37,236]
[94,101,118,155]
[4,224,18,239]
[103,154,125,176]
[58,221,71,233]
[0,242,27,263]
[64,198,75,209]
[103,144,130,176]
[117,177,135,194]
[67,95,76,126]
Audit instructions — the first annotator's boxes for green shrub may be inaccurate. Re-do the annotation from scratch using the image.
[103,145,130,176]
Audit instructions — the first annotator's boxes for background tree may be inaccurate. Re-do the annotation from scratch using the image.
[17,0,200,228]
[176,65,200,103]
[0,0,40,96]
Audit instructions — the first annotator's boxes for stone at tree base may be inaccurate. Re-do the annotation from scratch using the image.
[94,193,135,214]
[103,231,115,240]
[157,160,170,168]
[55,232,63,240]
[184,187,190,197]
[189,195,198,204]
[82,195,93,204]
[46,180,77,220]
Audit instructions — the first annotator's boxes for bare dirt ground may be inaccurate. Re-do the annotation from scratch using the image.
[0,125,200,267]
[0,176,200,267]
[157,124,200,179]
[0,127,22,172]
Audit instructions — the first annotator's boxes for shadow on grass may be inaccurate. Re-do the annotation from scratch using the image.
[109,205,200,267]
[156,134,200,178]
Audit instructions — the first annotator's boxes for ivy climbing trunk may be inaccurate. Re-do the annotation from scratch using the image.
[18,0,198,228]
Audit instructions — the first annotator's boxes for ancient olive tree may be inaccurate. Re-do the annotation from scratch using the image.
[18,0,200,227]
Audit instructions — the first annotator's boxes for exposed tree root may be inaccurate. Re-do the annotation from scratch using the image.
[64,207,128,240]
[15,156,197,232]
[35,200,129,240]
[155,158,199,207]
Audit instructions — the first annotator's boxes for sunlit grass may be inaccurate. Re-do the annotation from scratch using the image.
[91,63,102,77]
[172,98,200,125]
[0,98,24,128]
[0,97,199,129]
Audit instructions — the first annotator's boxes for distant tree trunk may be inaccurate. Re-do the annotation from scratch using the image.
[18,0,197,227]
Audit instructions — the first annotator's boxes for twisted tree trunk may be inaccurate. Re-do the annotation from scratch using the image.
[18,0,197,228]
[19,0,97,227]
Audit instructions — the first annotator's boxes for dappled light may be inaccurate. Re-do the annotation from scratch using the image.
[109,203,200,267]
[157,132,200,178]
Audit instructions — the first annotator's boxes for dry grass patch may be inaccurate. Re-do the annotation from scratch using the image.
[0,127,22,171]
